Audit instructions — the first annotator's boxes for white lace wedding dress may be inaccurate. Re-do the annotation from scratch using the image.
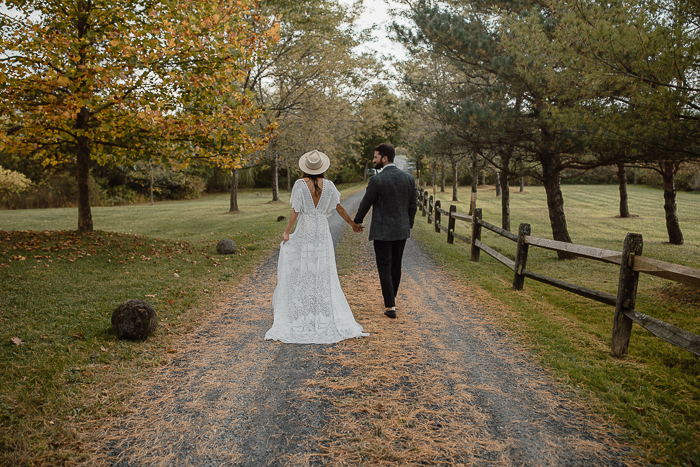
[265,179,368,344]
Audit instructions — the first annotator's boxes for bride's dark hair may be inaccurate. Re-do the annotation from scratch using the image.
[303,172,325,197]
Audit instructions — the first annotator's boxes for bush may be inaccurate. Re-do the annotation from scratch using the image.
[675,163,700,192]
[124,163,208,201]
[562,165,619,185]
[634,164,700,191]
[690,172,700,192]
[206,167,232,193]
[0,166,33,198]
[100,185,146,206]
[0,165,211,210]
[335,165,363,184]
[0,172,86,209]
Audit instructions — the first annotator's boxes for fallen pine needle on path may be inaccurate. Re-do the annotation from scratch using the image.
[88,191,631,466]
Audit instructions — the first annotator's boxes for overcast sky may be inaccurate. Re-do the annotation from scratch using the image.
[341,0,408,60]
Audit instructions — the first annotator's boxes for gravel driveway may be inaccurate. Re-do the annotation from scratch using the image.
[93,190,631,466]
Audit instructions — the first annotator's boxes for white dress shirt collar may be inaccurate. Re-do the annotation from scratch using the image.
[378,163,396,173]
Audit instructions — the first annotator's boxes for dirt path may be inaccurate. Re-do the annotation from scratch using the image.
[92,191,630,466]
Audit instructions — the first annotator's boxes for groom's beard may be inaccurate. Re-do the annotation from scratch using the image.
[374,162,384,170]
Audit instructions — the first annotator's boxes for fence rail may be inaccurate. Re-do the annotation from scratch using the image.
[416,187,700,358]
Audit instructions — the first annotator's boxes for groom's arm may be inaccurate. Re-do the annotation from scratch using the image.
[408,177,418,228]
[353,176,379,224]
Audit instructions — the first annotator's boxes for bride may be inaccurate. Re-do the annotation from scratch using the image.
[265,150,369,344]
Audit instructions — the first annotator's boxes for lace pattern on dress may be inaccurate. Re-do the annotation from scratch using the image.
[265,178,366,344]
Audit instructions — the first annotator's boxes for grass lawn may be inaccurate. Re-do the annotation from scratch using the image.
[0,184,363,465]
[413,183,700,466]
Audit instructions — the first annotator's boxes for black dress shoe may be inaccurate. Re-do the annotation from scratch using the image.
[384,309,397,319]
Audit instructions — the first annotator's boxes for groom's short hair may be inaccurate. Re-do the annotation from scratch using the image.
[374,143,395,162]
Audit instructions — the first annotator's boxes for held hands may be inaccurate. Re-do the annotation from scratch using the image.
[352,222,364,233]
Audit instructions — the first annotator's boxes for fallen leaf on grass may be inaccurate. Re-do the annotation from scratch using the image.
[167,348,177,353]
[100,346,108,352]
[145,294,157,298]
[174,273,180,278]
[11,337,22,346]
[72,332,85,340]
[167,299,175,305]
[632,406,646,414]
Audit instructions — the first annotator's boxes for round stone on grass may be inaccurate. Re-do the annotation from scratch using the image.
[111,299,158,340]
[216,239,237,255]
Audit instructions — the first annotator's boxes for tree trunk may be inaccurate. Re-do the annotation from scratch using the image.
[229,168,240,213]
[501,174,510,231]
[495,170,501,196]
[519,159,525,192]
[286,158,291,192]
[431,160,436,187]
[451,156,458,202]
[541,154,574,259]
[363,160,369,182]
[76,108,93,232]
[662,161,683,245]
[617,163,629,218]
[440,161,446,192]
[499,147,514,231]
[271,145,280,202]
[470,157,478,194]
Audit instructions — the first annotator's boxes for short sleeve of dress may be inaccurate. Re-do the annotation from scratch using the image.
[290,180,304,213]
[326,182,341,214]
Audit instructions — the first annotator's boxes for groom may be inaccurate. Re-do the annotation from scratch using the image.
[354,143,417,319]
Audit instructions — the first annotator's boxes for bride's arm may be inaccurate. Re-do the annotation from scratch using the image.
[282,209,299,244]
[336,203,362,232]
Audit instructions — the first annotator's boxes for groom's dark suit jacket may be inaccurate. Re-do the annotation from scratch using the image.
[354,165,418,241]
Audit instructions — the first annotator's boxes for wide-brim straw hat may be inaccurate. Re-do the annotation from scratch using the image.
[298,150,330,175]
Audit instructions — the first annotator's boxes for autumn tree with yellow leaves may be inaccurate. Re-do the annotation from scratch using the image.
[0,0,278,231]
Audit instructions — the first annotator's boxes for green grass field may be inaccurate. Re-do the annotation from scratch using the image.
[413,183,700,466]
[0,185,363,465]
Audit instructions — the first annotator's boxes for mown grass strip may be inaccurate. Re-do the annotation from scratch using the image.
[0,184,363,465]
[412,184,700,466]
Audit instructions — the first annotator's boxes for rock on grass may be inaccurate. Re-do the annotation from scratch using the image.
[111,299,158,340]
[216,239,237,255]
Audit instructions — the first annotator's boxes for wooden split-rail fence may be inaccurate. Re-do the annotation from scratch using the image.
[417,186,700,358]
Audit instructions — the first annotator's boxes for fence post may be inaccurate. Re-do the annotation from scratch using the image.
[434,200,441,233]
[422,190,428,217]
[470,208,482,262]
[447,205,456,244]
[428,195,433,224]
[611,233,643,357]
[513,223,531,290]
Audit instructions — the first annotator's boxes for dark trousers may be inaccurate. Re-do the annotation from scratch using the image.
[373,239,407,308]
